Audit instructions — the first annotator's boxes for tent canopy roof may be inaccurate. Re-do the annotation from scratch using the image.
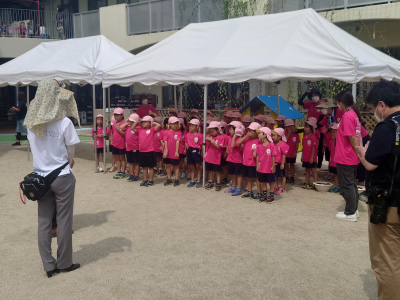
[0,35,133,87]
[103,8,400,88]
[241,96,304,120]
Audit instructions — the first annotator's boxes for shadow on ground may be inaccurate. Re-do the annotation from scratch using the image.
[73,210,115,232]
[73,237,132,266]
[360,268,377,300]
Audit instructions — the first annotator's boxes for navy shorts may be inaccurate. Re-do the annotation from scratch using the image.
[275,163,285,178]
[109,144,113,152]
[286,157,296,164]
[220,156,228,166]
[163,158,179,166]
[302,162,317,169]
[112,147,125,156]
[126,150,140,164]
[205,162,221,172]
[257,172,276,183]
[228,162,243,175]
[96,148,104,154]
[243,165,257,178]
[139,151,156,168]
[179,153,186,159]
[329,166,337,175]
[155,152,163,158]
[186,148,202,165]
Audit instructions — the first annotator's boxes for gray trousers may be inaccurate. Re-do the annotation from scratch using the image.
[38,172,76,272]
[337,163,359,215]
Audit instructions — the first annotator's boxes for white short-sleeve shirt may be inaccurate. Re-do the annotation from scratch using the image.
[28,117,80,177]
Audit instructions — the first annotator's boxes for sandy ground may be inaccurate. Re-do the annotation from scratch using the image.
[0,140,377,300]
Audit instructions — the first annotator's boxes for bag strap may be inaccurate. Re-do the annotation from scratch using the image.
[45,161,69,179]
[19,182,26,205]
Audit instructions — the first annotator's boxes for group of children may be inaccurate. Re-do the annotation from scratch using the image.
[1,21,31,38]
[91,107,342,203]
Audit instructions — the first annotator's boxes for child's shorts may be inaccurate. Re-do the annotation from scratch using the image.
[228,162,243,175]
[163,158,179,166]
[112,147,125,156]
[126,150,140,164]
[205,162,221,172]
[154,151,163,158]
[302,162,317,169]
[96,148,104,154]
[329,166,337,175]
[220,156,228,166]
[243,165,257,178]
[109,144,113,153]
[186,148,202,165]
[257,172,276,183]
[286,157,296,164]
[179,153,186,159]
[275,163,285,178]
[139,151,156,168]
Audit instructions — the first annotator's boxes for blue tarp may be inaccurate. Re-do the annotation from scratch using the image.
[240,95,304,120]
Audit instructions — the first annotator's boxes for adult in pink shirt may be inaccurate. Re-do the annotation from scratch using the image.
[334,91,362,221]
[135,94,158,118]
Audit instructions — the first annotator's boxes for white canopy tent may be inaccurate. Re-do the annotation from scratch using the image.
[0,35,134,172]
[102,8,400,186]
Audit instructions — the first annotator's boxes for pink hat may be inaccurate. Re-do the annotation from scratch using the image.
[225,111,233,117]
[242,115,252,123]
[206,119,212,125]
[331,123,338,130]
[248,122,261,131]
[232,112,242,119]
[168,116,179,124]
[308,117,317,123]
[265,117,276,124]
[190,109,198,114]
[305,118,317,129]
[189,118,200,126]
[256,127,273,143]
[169,108,178,114]
[110,116,116,125]
[276,115,286,121]
[273,128,287,142]
[235,127,244,137]
[177,112,187,118]
[207,121,221,129]
[254,114,265,122]
[128,113,139,122]
[219,121,227,128]
[207,110,211,114]
[96,114,103,118]
[229,121,242,128]
[178,117,184,124]
[142,115,153,125]
[154,116,162,123]
[113,107,124,115]
[211,116,220,122]
[284,119,294,127]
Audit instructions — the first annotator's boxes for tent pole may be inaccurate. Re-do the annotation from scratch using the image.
[174,85,177,109]
[352,83,357,103]
[179,85,183,112]
[108,87,111,122]
[93,85,98,173]
[103,88,107,173]
[276,81,280,116]
[202,84,208,187]
[26,85,29,107]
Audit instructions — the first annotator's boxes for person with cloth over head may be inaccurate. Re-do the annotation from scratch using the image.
[24,79,81,278]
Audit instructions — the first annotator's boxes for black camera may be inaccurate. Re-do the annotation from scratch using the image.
[368,186,391,224]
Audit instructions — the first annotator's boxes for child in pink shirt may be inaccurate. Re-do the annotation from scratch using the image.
[329,123,340,193]
[237,122,261,199]
[162,117,181,186]
[154,116,164,175]
[106,116,117,172]
[254,127,277,203]
[120,114,141,182]
[185,118,203,188]
[177,118,188,180]
[225,121,245,196]
[91,114,104,172]
[284,119,299,185]
[272,128,289,194]
[301,119,319,189]
[204,121,227,192]
[111,108,127,179]
[219,121,230,185]
[132,115,162,186]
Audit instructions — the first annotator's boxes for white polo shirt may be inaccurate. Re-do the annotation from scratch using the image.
[28,117,80,177]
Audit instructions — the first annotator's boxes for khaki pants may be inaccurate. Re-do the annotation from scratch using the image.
[369,205,400,300]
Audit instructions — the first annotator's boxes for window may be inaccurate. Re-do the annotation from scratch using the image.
[117,0,139,4]
[88,0,108,11]
[61,0,79,14]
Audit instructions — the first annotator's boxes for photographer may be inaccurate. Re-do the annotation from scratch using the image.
[356,80,400,300]
[10,91,27,146]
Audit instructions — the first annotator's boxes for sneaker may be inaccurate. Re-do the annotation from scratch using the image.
[145,180,154,187]
[279,188,286,194]
[337,210,359,218]
[205,182,215,190]
[251,193,261,200]
[330,186,340,193]
[187,173,191,180]
[259,195,267,202]
[187,181,196,187]
[158,170,163,176]
[274,186,279,193]
[196,181,202,188]
[127,175,135,182]
[302,183,308,189]
[289,178,295,185]
[174,180,180,187]
[266,195,275,203]
[113,172,123,179]
[12,142,21,146]
[180,173,187,179]
[335,212,357,222]
[108,167,116,173]
[224,187,236,193]
[323,173,330,179]
[98,167,104,172]
[241,191,253,198]
[226,180,233,187]
[215,184,222,191]
[275,188,283,195]
[164,179,173,186]
[232,189,242,196]
[163,170,167,176]
[359,191,369,203]
[221,178,228,185]
[132,175,139,182]
[140,180,149,186]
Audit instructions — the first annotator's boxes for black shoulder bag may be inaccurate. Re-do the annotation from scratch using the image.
[19,162,69,204]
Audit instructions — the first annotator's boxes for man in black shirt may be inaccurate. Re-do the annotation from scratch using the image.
[10,91,27,146]
[356,81,400,300]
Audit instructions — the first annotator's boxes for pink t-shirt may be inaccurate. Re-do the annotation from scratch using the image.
[314,130,320,141]
[163,130,180,159]
[286,132,300,158]
[324,131,332,148]
[274,141,289,164]
[111,121,127,149]
[106,126,111,136]
[137,126,156,153]
[204,134,227,165]
[304,101,319,120]
[329,138,337,167]
[135,104,158,118]
[91,127,104,149]
[226,136,244,164]
[153,128,163,153]
[219,134,229,155]
[335,108,345,123]
[185,132,203,149]
[242,137,260,167]
[302,133,318,163]
[361,125,368,138]
[256,142,277,174]
[177,130,187,154]
[126,125,141,151]
[334,110,361,166]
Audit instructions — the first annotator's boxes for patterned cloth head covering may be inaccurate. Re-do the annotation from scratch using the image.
[24,79,80,139]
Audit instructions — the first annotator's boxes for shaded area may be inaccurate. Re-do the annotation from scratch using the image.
[73,210,115,232]
[360,268,378,300]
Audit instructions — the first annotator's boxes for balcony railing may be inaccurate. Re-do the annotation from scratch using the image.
[0,8,74,39]
[73,10,100,38]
